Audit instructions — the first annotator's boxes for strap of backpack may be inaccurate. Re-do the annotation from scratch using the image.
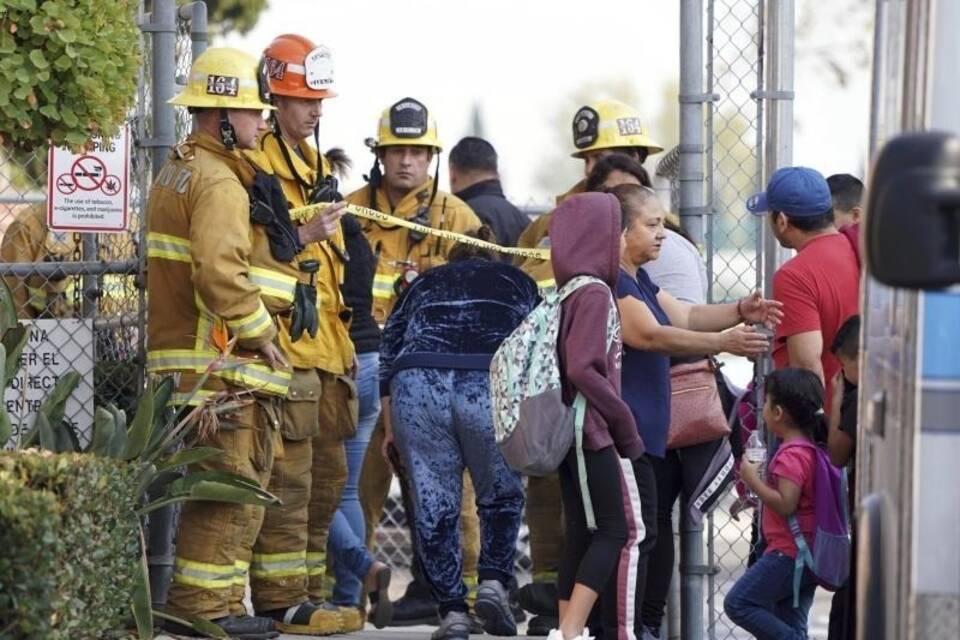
[573,392,597,532]
[788,515,815,607]
[574,290,618,533]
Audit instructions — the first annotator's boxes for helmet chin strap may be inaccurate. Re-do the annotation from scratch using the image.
[219,108,237,151]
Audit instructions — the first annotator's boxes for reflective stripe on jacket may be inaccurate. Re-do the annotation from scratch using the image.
[344,180,481,324]
[146,132,290,399]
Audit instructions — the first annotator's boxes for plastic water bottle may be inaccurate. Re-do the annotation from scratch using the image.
[743,431,767,499]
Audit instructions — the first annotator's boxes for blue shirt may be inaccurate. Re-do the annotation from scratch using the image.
[617,267,672,457]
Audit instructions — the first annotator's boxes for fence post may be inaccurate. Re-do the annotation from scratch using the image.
[148,0,177,176]
[678,1,708,638]
[759,0,795,293]
[179,1,209,60]
[143,0,178,608]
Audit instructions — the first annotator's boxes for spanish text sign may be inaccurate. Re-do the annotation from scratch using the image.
[47,127,130,232]
[2,320,95,450]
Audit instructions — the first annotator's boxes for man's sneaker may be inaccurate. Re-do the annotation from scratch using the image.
[509,587,528,623]
[431,610,473,640]
[528,614,559,636]
[474,579,518,636]
[162,614,279,639]
[641,624,661,640]
[517,581,560,616]
[389,590,440,626]
[261,601,342,636]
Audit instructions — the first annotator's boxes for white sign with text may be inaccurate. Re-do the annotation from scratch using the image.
[47,128,130,232]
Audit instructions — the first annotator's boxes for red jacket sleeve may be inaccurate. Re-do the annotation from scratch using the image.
[560,286,644,460]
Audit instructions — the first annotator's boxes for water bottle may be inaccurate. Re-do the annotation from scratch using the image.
[743,431,767,499]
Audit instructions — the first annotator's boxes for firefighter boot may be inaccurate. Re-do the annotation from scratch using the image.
[162,614,279,639]
[261,601,343,636]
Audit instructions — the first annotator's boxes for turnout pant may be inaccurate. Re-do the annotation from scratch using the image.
[306,370,349,600]
[167,396,277,620]
[390,368,524,616]
[248,368,322,613]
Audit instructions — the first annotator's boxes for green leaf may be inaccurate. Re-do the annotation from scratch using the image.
[132,529,154,639]
[0,405,11,448]
[53,420,81,453]
[88,407,116,456]
[135,462,157,496]
[58,28,77,45]
[60,104,78,127]
[38,104,58,119]
[156,447,223,472]
[153,611,227,638]
[0,279,18,336]
[107,404,127,458]
[38,371,80,428]
[122,384,154,460]
[28,49,48,70]
[2,325,27,384]
[53,53,72,70]
[65,131,88,147]
[35,412,56,451]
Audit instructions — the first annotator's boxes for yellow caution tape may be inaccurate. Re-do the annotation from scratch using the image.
[289,202,551,261]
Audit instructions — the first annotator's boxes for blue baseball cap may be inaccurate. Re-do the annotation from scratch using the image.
[746,166,833,216]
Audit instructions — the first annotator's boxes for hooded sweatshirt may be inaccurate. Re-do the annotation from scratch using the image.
[550,193,644,460]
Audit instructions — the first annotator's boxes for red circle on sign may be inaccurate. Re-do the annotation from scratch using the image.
[70,155,107,191]
[101,174,122,196]
[55,172,77,195]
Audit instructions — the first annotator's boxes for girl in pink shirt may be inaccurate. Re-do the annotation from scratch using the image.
[724,368,824,640]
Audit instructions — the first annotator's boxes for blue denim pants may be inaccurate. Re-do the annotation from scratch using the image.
[391,367,525,616]
[328,351,381,606]
[724,550,817,640]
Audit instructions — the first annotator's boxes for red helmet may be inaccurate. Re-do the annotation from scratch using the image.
[261,34,337,99]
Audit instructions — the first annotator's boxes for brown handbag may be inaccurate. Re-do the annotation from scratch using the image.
[666,358,731,450]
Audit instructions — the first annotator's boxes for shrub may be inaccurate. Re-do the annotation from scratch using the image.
[0,451,141,639]
[0,0,141,151]
[0,474,59,638]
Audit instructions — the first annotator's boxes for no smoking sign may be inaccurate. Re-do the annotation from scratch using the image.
[47,127,129,232]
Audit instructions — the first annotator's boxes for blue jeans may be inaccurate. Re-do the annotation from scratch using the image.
[724,550,817,640]
[328,351,381,606]
[391,367,524,616]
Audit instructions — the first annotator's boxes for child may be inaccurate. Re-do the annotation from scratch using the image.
[827,314,860,640]
[724,368,825,640]
[548,192,645,640]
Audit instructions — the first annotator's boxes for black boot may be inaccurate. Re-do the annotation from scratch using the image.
[162,614,279,639]
[526,614,558,636]
[517,581,559,617]
[390,577,440,626]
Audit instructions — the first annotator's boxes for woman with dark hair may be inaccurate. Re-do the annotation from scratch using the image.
[379,226,540,640]
[610,184,783,639]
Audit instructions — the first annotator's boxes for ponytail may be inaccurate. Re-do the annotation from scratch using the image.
[764,368,828,444]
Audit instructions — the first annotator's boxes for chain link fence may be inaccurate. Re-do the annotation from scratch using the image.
[703,1,765,638]
[0,5,151,451]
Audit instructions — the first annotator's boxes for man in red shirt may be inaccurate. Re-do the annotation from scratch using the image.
[747,167,860,411]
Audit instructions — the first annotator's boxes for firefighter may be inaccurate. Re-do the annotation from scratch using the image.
[146,47,291,640]
[344,99,483,626]
[513,99,662,636]
[241,34,392,635]
[0,204,77,318]
[516,99,663,290]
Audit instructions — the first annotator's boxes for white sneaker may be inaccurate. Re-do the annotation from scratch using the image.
[546,627,594,640]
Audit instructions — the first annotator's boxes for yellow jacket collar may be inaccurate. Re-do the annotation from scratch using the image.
[377,178,435,215]
[259,131,321,182]
[190,132,257,186]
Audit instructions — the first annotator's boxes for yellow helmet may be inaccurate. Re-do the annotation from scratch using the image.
[570,99,663,158]
[369,97,441,151]
[169,47,275,111]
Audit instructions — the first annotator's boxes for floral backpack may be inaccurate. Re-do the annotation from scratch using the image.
[490,275,618,530]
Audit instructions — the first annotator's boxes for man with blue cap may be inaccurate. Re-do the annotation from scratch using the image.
[747,166,860,412]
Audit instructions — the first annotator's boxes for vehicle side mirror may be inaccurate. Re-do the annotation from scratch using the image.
[866,131,960,288]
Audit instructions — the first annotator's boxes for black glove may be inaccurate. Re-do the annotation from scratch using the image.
[290,282,318,342]
[250,170,302,263]
[290,259,320,342]
[308,174,342,204]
